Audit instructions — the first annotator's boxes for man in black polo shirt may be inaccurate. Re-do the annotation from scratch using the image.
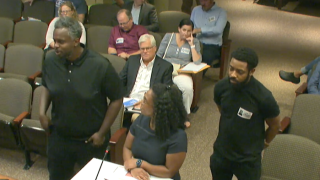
[39,17,124,180]
[211,47,281,180]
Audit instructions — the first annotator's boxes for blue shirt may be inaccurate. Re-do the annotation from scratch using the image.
[52,0,88,17]
[191,4,227,46]
[308,62,320,94]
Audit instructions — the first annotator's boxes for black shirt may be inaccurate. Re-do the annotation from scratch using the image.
[42,47,124,139]
[213,77,280,162]
[130,115,187,180]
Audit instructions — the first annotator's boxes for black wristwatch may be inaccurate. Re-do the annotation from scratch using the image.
[136,159,142,168]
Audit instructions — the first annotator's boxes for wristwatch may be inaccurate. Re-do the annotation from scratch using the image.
[136,159,142,168]
[190,45,195,49]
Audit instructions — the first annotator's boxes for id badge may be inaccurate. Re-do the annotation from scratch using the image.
[237,107,253,120]
[209,16,216,22]
[181,47,190,54]
[116,37,124,44]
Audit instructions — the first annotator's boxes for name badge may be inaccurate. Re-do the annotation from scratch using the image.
[209,16,216,22]
[237,107,253,120]
[181,47,190,54]
[116,37,124,44]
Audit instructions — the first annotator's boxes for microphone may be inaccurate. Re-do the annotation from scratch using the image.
[95,145,110,180]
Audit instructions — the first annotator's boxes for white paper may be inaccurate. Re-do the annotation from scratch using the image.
[180,62,208,72]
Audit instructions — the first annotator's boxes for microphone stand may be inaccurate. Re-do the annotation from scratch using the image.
[95,146,110,180]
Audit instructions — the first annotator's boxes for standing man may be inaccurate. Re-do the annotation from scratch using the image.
[108,9,149,60]
[211,47,281,180]
[182,0,200,15]
[123,0,159,32]
[39,17,124,180]
[191,0,227,75]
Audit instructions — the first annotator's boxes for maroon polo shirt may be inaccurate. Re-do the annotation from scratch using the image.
[108,24,149,55]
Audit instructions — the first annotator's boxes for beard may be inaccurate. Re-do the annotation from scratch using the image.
[228,73,251,91]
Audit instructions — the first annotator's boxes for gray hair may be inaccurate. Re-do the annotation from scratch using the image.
[117,9,132,20]
[138,34,156,47]
[54,16,82,40]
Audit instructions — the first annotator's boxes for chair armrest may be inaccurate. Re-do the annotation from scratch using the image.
[39,43,46,49]
[109,128,128,165]
[279,116,291,133]
[13,111,30,125]
[28,71,42,81]
[0,67,3,72]
[295,82,307,96]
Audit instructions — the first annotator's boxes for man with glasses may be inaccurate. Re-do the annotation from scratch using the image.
[108,9,149,60]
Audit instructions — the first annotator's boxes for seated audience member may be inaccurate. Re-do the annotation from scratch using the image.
[45,1,86,50]
[123,0,159,32]
[307,62,320,94]
[279,56,320,84]
[123,84,187,180]
[25,0,87,23]
[108,9,149,60]
[157,18,201,119]
[119,34,173,101]
[191,0,227,75]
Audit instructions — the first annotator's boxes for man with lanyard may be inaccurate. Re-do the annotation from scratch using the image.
[211,47,281,180]
[39,17,124,180]
[191,0,227,75]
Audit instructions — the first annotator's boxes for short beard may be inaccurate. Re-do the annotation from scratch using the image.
[228,73,251,91]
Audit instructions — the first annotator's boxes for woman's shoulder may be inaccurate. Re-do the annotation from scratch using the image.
[170,129,187,142]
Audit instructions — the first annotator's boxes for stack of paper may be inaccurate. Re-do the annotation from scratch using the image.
[179,62,209,73]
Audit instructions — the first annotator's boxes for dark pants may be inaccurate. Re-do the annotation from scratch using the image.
[181,0,200,14]
[210,152,261,180]
[47,130,109,180]
[202,44,221,75]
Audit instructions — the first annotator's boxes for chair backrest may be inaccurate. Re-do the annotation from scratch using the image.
[0,44,5,69]
[0,79,32,117]
[0,0,22,21]
[288,94,320,145]
[31,86,52,120]
[222,21,230,43]
[261,134,320,180]
[88,4,120,26]
[158,11,190,33]
[87,25,113,54]
[4,45,44,76]
[101,54,126,74]
[148,31,162,49]
[22,1,55,24]
[0,17,14,45]
[13,21,48,47]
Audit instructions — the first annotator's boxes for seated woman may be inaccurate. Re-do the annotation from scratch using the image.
[45,1,86,50]
[123,84,187,180]
[156,18,202,126]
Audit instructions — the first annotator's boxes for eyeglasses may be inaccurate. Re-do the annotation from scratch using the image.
[118,20,130,26]
[60,10,71,15]
[140,46,154,51]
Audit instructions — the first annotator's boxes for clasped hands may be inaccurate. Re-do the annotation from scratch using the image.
[124,158,150,180]
[118,52,130,60]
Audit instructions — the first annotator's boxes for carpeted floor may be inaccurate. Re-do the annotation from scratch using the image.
[1,0,320,179]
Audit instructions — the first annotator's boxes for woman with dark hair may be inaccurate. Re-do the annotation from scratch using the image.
[123,84,188,180]
[157,18,202,127]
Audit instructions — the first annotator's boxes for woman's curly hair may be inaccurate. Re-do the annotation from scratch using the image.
[151,84,187,141]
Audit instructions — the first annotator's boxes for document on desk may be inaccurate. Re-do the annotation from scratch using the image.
[179,62,209,73]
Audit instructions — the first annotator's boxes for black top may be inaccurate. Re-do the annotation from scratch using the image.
[213,77,280,162]
[42,47,124,139]
[130,115,187,180]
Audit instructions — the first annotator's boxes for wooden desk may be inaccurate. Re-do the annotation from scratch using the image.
[0,175,17,180]
[72,158,172,180]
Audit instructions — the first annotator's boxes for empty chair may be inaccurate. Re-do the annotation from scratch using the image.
[0,45,43,83]
[87,4,120,27]
[20,86,52,169]
[22,1,55,24]
[261,134,320,180]
[87,25,113,54]
[12,21,48,48]
[158,11,190,36]
[0,44,5,72]
[0,79,32,149]
[101,54,126,74]
[0,17,14,46]
[0,0,22,22]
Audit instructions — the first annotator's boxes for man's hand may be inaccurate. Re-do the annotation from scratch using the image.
[193,28,201,34]
[133,101,142,109]
[124,158,138,171]
[86,132,105,147]
[39,115,52,135]
[130,168,150,180]
[118,52,129,59]
[186,35,194,46]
